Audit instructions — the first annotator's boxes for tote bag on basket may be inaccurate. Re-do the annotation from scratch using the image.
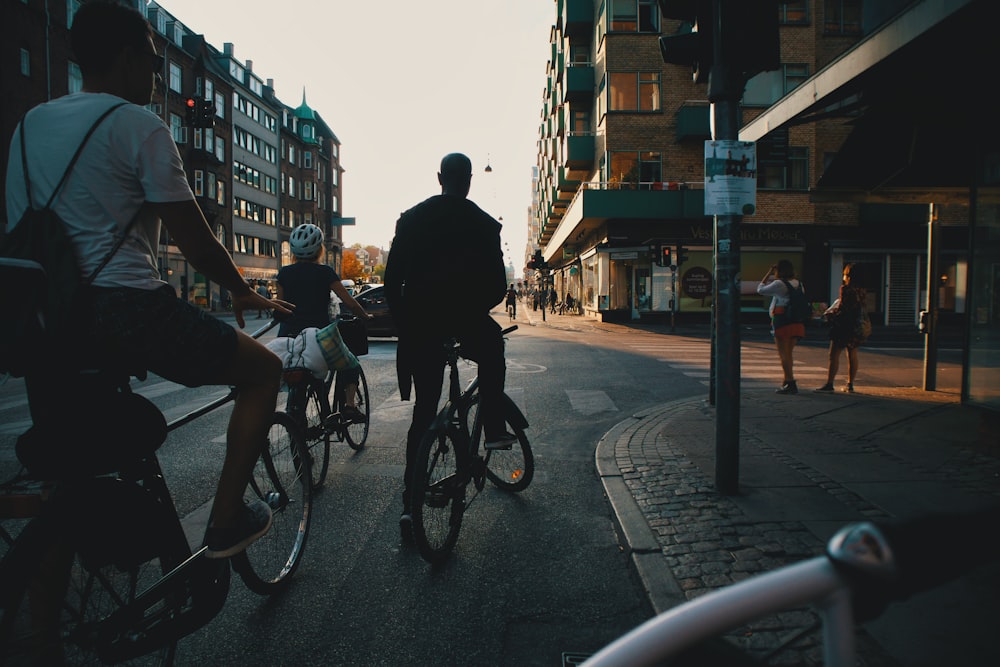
[337,317,368,356]
[316,321,361,371]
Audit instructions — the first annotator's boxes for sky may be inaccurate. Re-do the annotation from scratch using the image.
[157,0,555,275]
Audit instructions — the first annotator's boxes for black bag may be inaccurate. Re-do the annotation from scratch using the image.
[780,279,811,324]
[0,103,129,377]
[337,317,369,356]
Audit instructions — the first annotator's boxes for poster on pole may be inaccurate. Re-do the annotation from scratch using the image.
[704,140,756,216]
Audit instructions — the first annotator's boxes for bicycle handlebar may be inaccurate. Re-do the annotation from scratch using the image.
[584,506,1000,666]
[501,325,518,336]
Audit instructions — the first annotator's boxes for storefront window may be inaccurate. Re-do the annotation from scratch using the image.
[967,198,1000,410]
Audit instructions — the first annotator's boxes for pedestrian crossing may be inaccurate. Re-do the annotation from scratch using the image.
[623,336,828,389]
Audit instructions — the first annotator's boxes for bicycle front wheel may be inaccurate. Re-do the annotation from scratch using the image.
[303,380,331,489]
[469,395,534,492]
[410,423,465,565]
[233,411,312,594]
[343,366,370,450]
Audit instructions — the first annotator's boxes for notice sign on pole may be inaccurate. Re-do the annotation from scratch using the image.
[704,140,757,216]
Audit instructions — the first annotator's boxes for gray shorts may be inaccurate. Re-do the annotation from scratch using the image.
[86,284,238,387]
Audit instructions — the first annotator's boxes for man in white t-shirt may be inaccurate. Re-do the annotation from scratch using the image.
[4,1,293,559]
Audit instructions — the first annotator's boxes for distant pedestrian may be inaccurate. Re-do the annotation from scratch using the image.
[817,263,868,393]
[757,260,805,394]
[256,282,271,318]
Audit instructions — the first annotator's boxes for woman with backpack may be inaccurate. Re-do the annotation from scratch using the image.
[757,259,806,395]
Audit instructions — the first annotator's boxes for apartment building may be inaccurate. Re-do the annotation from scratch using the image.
[272,91,346,276]
[534,0,970,330]
[1,0,347,311]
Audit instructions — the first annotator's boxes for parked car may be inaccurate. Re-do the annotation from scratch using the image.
[354,285,397,338]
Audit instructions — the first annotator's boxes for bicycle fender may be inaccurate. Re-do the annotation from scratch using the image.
[503,393,528,431]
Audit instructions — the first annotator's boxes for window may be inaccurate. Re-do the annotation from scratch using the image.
[609,0,659,32]
[208,172,216,199]
[203,78,213,101]
[169,113,184,143]
[608,151,662,188]
[609,72,660,112]
[171,21,183,46]
[214,92,225,119]
[168,60,182,93]
[66,0,82,27]
[780,1,809,24]
[215,136,225,163]
[288,145,296,165]
[68,62,82,93]
[304,181,314,201]
[304,151,312,169]
[193,170,204,197]
[573,109,592,133]
[216,180,225,207]
[742,64,809,107]
[758,130,808,190]
[19,48,30,76]
[824,0,862,35]
[194,128,203,150]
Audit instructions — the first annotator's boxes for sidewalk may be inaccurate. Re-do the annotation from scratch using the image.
[519,305,1000,666]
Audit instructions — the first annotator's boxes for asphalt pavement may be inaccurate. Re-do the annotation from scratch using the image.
[519,304,1000,666]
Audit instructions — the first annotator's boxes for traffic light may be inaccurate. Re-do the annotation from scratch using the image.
[198,99,216,128]
[658,1,781,84]
[658,245,672,267]
[185,97,198,126]
[526,249,543,271]
[657,0,713,84]
[677,245,690,265]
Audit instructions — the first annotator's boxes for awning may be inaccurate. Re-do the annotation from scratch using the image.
[740,0,1000,204]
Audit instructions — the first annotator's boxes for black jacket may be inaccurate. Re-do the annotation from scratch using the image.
[384,194,507,398]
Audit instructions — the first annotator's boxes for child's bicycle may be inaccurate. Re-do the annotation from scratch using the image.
[282,341,370,491]
[408,325,534,565]
[582,506,1000,666]
[0,319,312,664]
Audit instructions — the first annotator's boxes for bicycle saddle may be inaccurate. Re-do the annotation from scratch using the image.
[16,388,167,480]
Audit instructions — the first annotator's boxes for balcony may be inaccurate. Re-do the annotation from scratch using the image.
[564,64,594,104]
[565,132,595,171]
[562,0,594,39]
[676,102,711,141]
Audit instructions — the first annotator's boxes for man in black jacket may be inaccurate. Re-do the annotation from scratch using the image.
[384,153,515,540]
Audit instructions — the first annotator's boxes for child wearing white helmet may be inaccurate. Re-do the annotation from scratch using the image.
[277,224,372,420]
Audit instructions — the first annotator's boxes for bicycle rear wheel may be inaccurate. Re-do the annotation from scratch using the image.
[233,411,312,594]
[410,422,465,565]
[343,366,369,450]
[303,380,332,489]
[0,487,189,665]
[469,395,534,492]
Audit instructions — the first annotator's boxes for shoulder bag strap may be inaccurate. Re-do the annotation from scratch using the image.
[21,101,137,287]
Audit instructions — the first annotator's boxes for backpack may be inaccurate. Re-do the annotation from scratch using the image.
[780,279,810,324]
[0,103,130,378]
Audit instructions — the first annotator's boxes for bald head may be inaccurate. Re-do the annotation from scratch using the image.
[438,153,472,197]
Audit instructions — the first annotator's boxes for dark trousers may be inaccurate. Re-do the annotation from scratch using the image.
[402,316,506,510]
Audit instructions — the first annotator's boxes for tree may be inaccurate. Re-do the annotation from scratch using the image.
[341,251,364,281]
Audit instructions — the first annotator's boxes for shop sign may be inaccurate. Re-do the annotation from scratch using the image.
[681,266,713,299]
[610,251,638,260]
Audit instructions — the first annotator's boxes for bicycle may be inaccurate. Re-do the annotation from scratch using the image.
[282,319,370,491]
[408,325,534,565]
[582,507,1000,666]
[0,319,312,664]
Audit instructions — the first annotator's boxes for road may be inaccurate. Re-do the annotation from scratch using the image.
[0,315,963,665]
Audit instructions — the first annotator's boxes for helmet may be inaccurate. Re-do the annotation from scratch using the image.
[289,223,324,259]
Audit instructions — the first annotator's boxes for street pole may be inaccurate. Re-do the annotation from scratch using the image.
[709,0,742,496]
